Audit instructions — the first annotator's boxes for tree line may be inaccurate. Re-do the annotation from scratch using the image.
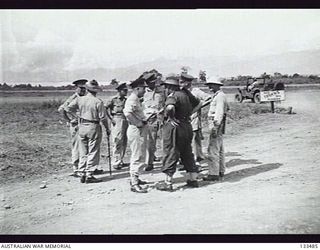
[1,72,319,91]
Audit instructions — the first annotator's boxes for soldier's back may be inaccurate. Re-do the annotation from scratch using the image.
[78,94,103,121]
[169,90,196,121]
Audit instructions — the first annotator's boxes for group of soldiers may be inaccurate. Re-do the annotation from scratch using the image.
[58,71,229,193]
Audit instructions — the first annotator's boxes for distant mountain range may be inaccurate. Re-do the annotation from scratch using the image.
[2,49,320,84]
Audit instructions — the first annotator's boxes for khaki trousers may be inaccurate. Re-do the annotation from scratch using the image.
[111,116,128,165]
[127,125,147,185]
[146,121,159,166]
[78,123,102,174]
[192,129,205,160]
[70,123,80,171]
[207,133,225,176]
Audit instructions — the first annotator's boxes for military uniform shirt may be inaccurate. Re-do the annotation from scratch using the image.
[190,87,211,130]
[58,93,80,116]
[143,88,164,117]
[165,89,200,122]
[208,90,229,126]
[123,92,147,127]
[105,95,127,116]
[66,92,107,122]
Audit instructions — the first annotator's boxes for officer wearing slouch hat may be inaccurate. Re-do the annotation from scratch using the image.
[58,79,87,176]
[65,80,110,184]
[157,74,200,191]
[203,77,229,182]
[123,78,149,193]
[105,82,128,170]
[140,71,165,171]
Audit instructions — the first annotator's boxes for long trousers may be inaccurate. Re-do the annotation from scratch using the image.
[111,116,128,165]
[192,129,205,160]
[70,123,80,171]
[127,125,148,185]
[207,133,225,175]
[78,123,102,174]
[162,121,198,177]
[146,121,159,166]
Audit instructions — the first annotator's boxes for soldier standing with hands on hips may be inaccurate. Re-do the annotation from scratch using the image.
[65,80,110,184]
[105,82,128,170]
[203,77,229,182]
[157,74,200,192]
[58,79,87,177]
[123,78,149,193]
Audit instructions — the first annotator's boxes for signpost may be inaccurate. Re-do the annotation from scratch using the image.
[260,90,285,113]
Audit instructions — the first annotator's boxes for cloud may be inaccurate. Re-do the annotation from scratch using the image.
[3,29,73,74]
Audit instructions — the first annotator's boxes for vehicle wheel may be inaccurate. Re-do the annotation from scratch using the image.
[235,93,243,103]
[253,92,261,103]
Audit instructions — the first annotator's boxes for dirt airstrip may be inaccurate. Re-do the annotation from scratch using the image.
[0,88,320,234]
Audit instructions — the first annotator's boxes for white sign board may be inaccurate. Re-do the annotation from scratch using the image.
[260,90,285,102]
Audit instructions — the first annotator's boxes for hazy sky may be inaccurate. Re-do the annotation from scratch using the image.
[2,9,320,72]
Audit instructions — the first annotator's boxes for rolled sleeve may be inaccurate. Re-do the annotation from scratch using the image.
[58,94,76,112]
[124,96,146,127]
[97,101,107,120]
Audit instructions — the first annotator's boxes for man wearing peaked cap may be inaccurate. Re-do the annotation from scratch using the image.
[138,69,162,83]
[180,72,195,83]
[123,77,149,193]
[129,78,148,88]
[156,74,200,191]
[203,76,229,182]
[142,73,165,171]
[139,72,157,82]
[72,79,88,86]
[105,82,129,170]
[58,79,87,177]
[65,79,110,184]
[115,82,128,91]
[162,74,180,86]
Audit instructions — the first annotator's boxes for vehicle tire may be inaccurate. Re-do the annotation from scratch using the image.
[253,92,261,103]
[235,93,243,103]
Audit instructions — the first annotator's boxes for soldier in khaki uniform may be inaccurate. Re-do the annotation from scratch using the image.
[105,83,128,170]
[203,77,229,181]
[58,79,87,176]
[142,74,165,171]
[123,78,149,193]
[66,80,110,184]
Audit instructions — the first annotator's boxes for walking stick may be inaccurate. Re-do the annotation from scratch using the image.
[107,133,112,176]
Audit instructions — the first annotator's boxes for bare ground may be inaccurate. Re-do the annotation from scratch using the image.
[1,89,320,234]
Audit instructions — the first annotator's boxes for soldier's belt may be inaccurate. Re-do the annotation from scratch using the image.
[112,113,125,117]
[79,118,99,124]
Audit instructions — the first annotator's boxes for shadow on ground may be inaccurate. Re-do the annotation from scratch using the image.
[170,162,282,190]
[226,158,262,168]
[225,151,242,157]
[97,162,164,183]
[223,163,282,183]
